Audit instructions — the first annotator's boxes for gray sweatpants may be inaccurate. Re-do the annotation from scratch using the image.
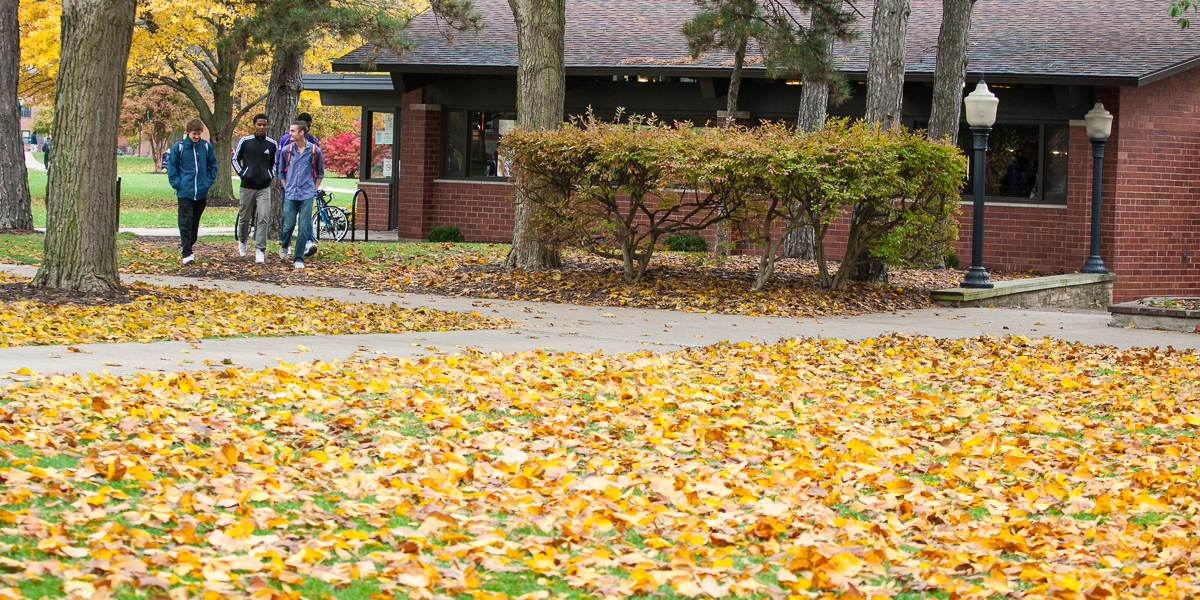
[236,187,272,251]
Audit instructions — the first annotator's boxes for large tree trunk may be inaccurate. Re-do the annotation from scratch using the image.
[33,0,135,291]
[864,0,909,127]
[0,0,33,232]
[850,0,909,283]
[264,48,305,238]
[504,0,564,270]
[927,0,975,144]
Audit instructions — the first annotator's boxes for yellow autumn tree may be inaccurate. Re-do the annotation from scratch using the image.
[127,0,269,203]
[18,0,61,105]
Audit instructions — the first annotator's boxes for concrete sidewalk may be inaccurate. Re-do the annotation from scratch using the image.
[1,263,1196,381]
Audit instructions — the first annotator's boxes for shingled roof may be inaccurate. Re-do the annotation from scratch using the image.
[332,0,1200,86]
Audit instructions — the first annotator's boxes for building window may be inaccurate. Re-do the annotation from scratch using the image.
[20,106,30,118]
[957,123,1069,204]
[21,130,29,144]
[369,111,394,179]
[442,110,517,178]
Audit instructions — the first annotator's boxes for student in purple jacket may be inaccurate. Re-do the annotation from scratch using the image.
[275,120,324,269]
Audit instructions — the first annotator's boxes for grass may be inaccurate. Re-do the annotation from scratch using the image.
[26,169,360,229]
[0,232,503,271]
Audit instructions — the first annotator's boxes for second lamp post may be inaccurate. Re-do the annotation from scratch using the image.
[961,79,999,289]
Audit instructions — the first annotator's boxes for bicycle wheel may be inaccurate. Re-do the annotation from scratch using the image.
[311,207,329,242]
[325,206,350,242]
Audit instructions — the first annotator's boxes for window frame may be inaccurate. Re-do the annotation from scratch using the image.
[440,108,517,180]
[956,120,1070,206]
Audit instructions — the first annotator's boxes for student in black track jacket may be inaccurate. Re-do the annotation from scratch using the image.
[231,113,277,263]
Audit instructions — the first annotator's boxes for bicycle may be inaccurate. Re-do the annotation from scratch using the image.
[312,189,350,242]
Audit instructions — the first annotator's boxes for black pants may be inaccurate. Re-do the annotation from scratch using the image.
[177,198,207,257]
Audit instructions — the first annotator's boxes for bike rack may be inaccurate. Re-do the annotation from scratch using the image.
[351,189,368,242]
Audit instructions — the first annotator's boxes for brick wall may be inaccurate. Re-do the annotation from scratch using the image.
[427,181,514,241]
[355,182,392,231]
[1110,71,1200,302]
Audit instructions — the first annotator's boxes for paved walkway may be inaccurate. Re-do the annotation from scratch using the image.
[25,151,45,172]
[1,263,1196,381]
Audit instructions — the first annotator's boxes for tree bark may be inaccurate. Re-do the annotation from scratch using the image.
[864,0,909,127]
[0,0,33,232]
[725,39,747,126]
[264,48,305,239]
[785,1,841,260]
[33,0,135,291]
[927,0,975,144]
[795,0,841,133]
[504,0,564,270]
[713,38,749,257]
[850,0,909,283]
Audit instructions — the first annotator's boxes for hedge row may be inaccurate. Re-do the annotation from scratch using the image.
[501,116,967,291]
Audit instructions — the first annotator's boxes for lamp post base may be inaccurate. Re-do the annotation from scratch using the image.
[960,267,994,289]
[1081,256,1108,274]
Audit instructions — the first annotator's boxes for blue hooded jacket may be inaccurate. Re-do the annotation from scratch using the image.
[167,137,218,200]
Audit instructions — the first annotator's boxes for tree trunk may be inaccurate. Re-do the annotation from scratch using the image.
[864,0,910,127]
[786,3,839,261]
[713,39,748,258]
[0,0,33,232]
[781,225,814,259]
[33,0,135,291]
[852,0,909,283]
[725,39,747,126]
[504,0,564,270]
[795,0,841,133]
[927,0,975,144]
[264,48,305,239]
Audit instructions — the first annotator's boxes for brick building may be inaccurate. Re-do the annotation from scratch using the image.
[306,0,1200,301]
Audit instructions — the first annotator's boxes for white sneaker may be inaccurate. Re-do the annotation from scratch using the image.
[293,260,305,269]
[255,249,265,263]
[237,240,247,257]
[279,246,289,260]
[182,255,195,265]
[304,241,318,257]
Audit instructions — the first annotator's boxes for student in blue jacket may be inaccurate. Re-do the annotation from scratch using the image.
[167,119,218,264]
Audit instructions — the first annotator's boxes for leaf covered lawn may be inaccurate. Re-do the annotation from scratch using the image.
[1,335,1198,599]
[111,238,1042,318]
[0,274,509,347]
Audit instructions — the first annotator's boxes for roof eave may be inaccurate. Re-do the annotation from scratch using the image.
[1137,55,1200,86]
[330,61,1143,86]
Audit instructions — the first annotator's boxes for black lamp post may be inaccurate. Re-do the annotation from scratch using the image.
[960,78,999,289]
[1081,102,1113,274]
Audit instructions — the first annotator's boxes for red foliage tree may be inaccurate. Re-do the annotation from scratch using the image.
[119,87,190,173]
[321,120,388,178]
[322,131,360,177]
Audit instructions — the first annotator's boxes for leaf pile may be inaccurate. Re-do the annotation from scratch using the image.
[1,335,1198,599]
[117,238,1041,318]
[0,273,509,347]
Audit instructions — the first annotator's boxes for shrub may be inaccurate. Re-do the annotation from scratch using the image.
[503,115,964,291]
[945,251,960,269]
[427,225,465,243]
[501,113,758,283]
[739,120,965,291]
[663,232,709,252]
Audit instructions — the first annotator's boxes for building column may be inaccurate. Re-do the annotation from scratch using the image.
[397,93,440,240]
